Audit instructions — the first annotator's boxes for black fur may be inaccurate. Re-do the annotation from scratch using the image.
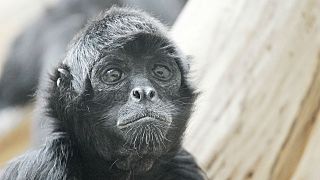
[1,8,205,180]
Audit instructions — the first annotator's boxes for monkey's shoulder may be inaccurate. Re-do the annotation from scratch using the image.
[1,139,76,180]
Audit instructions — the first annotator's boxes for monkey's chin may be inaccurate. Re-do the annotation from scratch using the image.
[114,119,170,173]
[118,117,171,155]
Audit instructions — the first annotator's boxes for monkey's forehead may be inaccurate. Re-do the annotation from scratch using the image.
[84,7,168,42]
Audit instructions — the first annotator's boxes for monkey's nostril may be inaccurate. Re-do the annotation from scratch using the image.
[148,90,156,99]
[132,89,141,100]
[131,87,157,101]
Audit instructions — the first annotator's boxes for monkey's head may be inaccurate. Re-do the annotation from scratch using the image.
[46,8,196,172]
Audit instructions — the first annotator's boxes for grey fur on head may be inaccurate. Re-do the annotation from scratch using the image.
[64,7,173,92]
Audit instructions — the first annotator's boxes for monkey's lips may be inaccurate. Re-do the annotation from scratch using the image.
[117,112,171,129]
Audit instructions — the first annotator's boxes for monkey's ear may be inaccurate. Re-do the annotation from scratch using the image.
[53,64,72,89]
[53,64,94,101]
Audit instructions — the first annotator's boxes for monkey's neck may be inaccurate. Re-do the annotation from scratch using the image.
[76,149,152,178]
[77,148,156,175]
[48,136,180,179]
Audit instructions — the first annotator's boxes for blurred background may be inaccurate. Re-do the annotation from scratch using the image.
[0,0,320,179]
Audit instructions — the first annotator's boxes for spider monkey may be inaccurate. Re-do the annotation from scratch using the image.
[1,7,205,180]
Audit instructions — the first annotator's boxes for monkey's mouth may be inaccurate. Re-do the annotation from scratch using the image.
[117,111,170,129]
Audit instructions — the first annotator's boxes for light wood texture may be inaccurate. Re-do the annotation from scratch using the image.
[172,0,320,179]
[292,111,320,180]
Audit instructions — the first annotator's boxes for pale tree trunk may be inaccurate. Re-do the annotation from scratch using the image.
[171,0,320,179]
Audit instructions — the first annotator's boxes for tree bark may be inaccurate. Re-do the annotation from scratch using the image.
[172,0,320,179]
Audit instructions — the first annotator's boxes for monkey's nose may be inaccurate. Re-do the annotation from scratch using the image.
[131,87,157,102]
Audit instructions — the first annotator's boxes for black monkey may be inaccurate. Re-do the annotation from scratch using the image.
[1,8,205,180]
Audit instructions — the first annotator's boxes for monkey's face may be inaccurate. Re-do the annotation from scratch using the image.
[91,50,180,148]
[54,34,195,172]
[89,42,190,152]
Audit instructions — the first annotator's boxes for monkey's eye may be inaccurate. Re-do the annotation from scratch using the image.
[101,68,123,84]
[152,64,172,81]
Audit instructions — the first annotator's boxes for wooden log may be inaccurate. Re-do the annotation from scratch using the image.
[292,110,320,180]
[171,0,320,179]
